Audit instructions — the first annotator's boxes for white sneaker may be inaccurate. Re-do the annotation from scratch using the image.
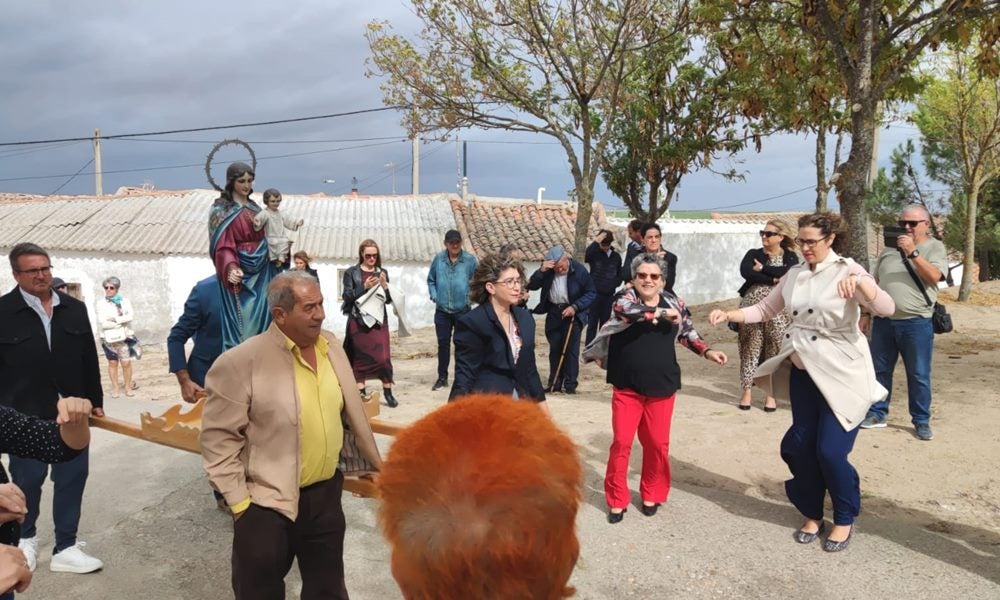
[18,536,38,572]
[50,541,103,574]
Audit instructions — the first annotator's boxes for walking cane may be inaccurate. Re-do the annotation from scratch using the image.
[548,318,576,393]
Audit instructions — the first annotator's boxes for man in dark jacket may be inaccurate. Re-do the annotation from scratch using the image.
[527,245,596,394]
[584,230,622,345]
[622,223,678,293]
[621,219,645,286]
[0,243,103,574]
[167,276,224,403]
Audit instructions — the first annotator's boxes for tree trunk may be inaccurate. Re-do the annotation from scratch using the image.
[834,111,877,268]
[573,181,594,260]
[815,125,829,211]
[958,183,979,301]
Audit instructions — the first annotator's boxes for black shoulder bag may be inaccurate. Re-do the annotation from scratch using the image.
[900,255,952,334]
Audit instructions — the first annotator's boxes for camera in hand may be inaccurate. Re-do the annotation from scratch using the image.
[883,225,907,250]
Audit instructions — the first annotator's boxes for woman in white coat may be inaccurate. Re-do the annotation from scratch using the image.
[709,213,895,552]
[96,276,135,397]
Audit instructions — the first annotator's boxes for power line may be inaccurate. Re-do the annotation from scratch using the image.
[0,106,404,147]
[112,136,405,145]
[0,140,403,183]
[702,185,815,211]
[49,157,94,195]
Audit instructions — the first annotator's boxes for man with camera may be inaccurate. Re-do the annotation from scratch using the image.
[860,205,948,440]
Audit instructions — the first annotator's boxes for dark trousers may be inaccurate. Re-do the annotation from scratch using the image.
[544,309,582,392]
[433,308,467,381]
[9,448,89,553]
[232,470,348,600]
[585,292,615,346]
[782,368,861,525]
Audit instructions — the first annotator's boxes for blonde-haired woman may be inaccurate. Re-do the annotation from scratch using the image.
[735,219,799,411]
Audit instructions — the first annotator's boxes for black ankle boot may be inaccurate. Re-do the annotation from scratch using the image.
[383,387,398,408]
[359,387,367,399]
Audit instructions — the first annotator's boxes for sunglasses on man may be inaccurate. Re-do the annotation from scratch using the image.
[898,220,927,228]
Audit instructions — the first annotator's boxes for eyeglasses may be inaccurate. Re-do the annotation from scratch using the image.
[794,236,830,249]
[16,266,52,276]
[363,253,379,259]
[759,231,781,238]
[635,272,662,281]
[494,278,523,288]
[104,285,117,290]
[898,220,927,228]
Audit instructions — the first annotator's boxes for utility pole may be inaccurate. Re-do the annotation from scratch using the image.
[460,141,468,200]
[411,135,419,195]
[93,128,103,196]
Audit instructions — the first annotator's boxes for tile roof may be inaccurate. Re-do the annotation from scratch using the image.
[0,189,458,261]
[451,195,611,261]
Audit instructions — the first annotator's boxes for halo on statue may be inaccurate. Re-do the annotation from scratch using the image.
[204,139,258,191]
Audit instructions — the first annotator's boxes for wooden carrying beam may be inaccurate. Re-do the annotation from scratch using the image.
[89,392,403,498]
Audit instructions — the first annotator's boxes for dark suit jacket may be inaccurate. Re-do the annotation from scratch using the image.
[449,303,546,403]
[737,248,799,297]
[167,276,224,387]
[527,258,597,324]
[621,247,678,293]
[0,287,103,419]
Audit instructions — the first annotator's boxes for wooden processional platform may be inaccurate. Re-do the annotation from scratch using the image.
[89,392,402,498]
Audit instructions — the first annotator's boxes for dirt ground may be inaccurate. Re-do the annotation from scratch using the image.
[22,282,1000,599]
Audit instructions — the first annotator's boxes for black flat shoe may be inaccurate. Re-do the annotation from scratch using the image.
[607,508,626,524]
[822,525,853,552]
[738,404,751,411]
[431,378,447,391]
[640,503,660,517]
[764,405,777,413]
[793,521,826,544]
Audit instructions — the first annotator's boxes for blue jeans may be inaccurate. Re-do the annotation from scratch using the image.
[8,448,89,553]
[433,308,467,381]
[868,316,934,425]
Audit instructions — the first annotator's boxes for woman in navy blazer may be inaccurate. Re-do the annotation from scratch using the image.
[449,254,548,412]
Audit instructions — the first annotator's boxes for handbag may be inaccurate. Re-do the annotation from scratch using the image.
[103,327,127,343]
[900,253,952,334]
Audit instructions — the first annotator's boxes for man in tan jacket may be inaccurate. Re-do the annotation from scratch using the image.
[201,270,382,600]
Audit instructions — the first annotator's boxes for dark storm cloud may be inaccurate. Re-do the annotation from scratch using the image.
[0,2,915,210]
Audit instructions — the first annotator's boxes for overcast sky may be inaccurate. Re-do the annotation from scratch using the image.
[0,1,921,213]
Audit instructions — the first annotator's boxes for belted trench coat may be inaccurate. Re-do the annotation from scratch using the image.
[741,251,895,431]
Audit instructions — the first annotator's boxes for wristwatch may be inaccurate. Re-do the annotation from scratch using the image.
[907,249,920,259]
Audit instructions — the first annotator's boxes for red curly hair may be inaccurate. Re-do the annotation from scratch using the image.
[377,394,582,599]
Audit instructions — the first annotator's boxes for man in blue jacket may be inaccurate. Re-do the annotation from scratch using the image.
[168,276,224,403]
[427,230,478,391]
[528,245,596,394]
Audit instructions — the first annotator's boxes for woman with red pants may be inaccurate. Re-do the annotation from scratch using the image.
[587,253,727,523]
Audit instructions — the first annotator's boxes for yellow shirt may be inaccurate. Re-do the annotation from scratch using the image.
[290,334,344,487]
[230,333,345,514]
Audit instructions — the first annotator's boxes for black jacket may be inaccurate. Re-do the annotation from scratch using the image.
[737,248,799,297]
[449,302,545,403]
[622,247,678,294]
[0,288,103,419]
[341,265,391,317]
[585,242,623,294]
[527,258,597,324]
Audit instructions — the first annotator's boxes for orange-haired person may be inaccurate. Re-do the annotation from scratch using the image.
[377,394,582,600]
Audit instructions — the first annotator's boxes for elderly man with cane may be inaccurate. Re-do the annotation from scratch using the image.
[528,245,595,394]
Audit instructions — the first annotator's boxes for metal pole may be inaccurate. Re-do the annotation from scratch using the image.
[93,128,103,196]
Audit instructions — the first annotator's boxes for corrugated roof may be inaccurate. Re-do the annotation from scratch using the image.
[0,189,459,261]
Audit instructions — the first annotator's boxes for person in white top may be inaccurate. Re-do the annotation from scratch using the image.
[96,276,135,398]
[709,212,895,553]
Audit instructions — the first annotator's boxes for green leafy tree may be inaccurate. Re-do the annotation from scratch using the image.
[599,19,749,222]
[719,1,1000,266]
[365,0,673,257]
[943,186,1000,281]
[865,140,943,233]
[915,45,1000,300]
